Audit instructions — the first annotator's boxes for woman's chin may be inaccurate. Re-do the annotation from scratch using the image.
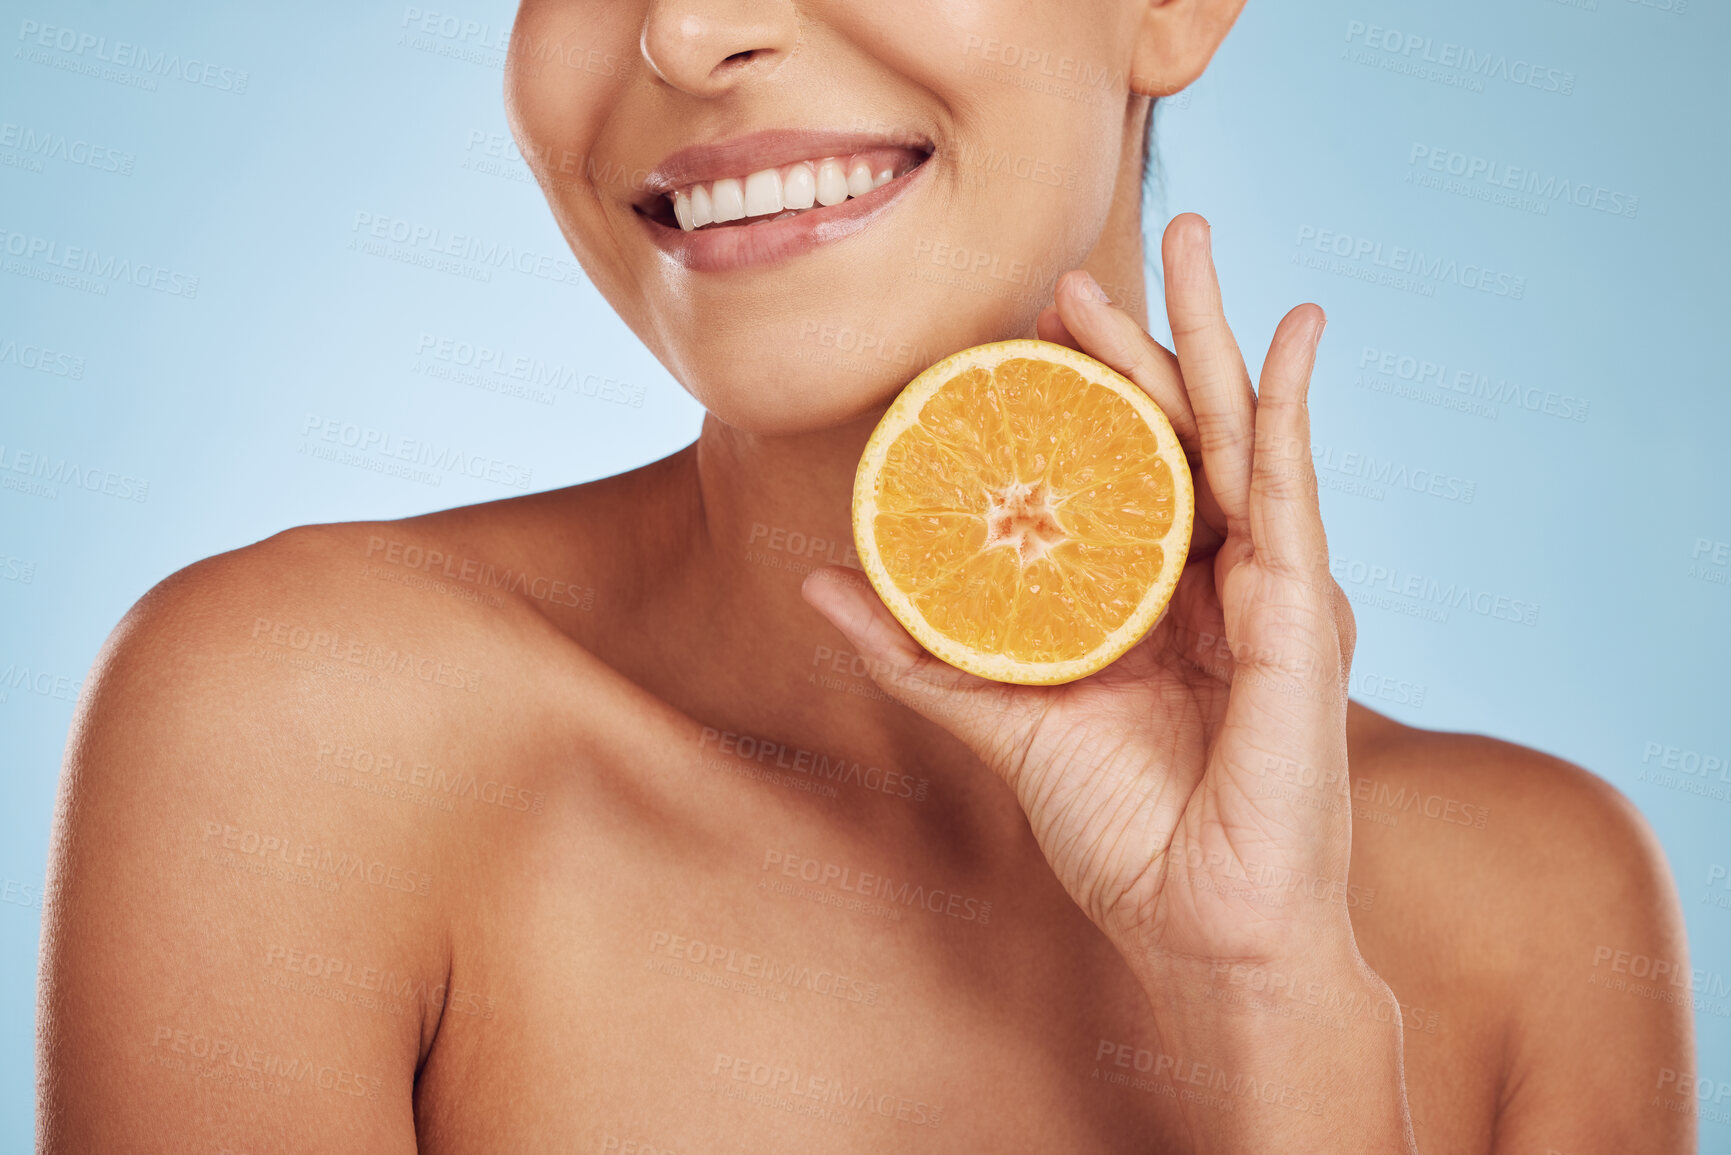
[659,291,1045,437]
[695,376,910,440]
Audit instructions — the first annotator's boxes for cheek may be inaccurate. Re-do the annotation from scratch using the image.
[869,11,1130,279]
[505,7,638,202]
[505,6,650,313]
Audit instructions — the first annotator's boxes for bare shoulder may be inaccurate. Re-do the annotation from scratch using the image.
[36,508,622,1152]
[1345,705,1692,1154]
[1346,705,1682,961]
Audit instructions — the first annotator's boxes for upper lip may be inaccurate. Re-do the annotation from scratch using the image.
[636,128,933,206]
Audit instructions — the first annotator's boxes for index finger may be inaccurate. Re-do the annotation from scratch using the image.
[1044,273,1198,450]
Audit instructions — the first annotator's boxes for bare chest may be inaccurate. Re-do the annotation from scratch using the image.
[406,707,1501,1154]
[407,724,1204,1152]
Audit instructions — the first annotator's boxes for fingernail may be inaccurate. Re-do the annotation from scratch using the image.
[1076,271,1111,304]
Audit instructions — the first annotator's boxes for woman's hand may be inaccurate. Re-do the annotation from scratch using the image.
[803,213,1360,973]
[804,214,1414,1151]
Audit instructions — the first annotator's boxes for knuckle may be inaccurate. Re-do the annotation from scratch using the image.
[1116,339,1160,383]
[1166,307,1216,341]
[1183,342,1245,382]
[1255,548,1328,592]
[1253,458,1316,502]
[1194,409,1249,453]
[1259,430,1310,463]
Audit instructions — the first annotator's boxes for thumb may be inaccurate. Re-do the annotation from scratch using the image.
[799,565,1047,766]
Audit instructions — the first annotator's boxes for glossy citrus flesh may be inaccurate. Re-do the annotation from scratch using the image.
[853,340,1194,685]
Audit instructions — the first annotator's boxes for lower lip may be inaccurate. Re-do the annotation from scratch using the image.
[639,160,929,274]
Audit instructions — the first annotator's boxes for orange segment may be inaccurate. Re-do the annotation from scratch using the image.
[853,340,1194,685]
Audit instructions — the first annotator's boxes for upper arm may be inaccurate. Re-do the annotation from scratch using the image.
[1476,749,1694,1155]
[37,539,446,1154]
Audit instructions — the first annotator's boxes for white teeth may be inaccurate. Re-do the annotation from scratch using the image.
[711,176,746,222]
[846,160,874,198]
[815,159,849,206]
[667,152,920,231]
[743,168,782,216]
[782,163,816,210]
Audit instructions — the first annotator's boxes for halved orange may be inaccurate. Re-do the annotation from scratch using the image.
[852,339,1194,686]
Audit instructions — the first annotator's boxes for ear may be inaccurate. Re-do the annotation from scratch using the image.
[1128,0,1247,97]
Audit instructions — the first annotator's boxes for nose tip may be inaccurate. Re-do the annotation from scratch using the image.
[639,1,796,97]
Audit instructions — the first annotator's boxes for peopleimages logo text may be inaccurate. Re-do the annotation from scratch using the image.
[16,20,250,93]
[1330,556,1541,627]
[0,227,199,298]
[300,415,534,491]
[350,212,582,286]
[1408,145,1638,219]
[1357,346,1589,422]
[0,444,148,502]
[1343,21,1575,95]
[0,121,134,175]
[1295,226,1525,299]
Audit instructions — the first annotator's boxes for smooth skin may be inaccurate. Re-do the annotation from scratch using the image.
[38,0,1692,1152]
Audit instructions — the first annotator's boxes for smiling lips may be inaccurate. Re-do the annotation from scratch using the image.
[636,132,931,270]
[667,148,925,232]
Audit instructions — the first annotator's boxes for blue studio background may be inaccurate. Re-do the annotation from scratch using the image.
[2,0,1728,1147]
